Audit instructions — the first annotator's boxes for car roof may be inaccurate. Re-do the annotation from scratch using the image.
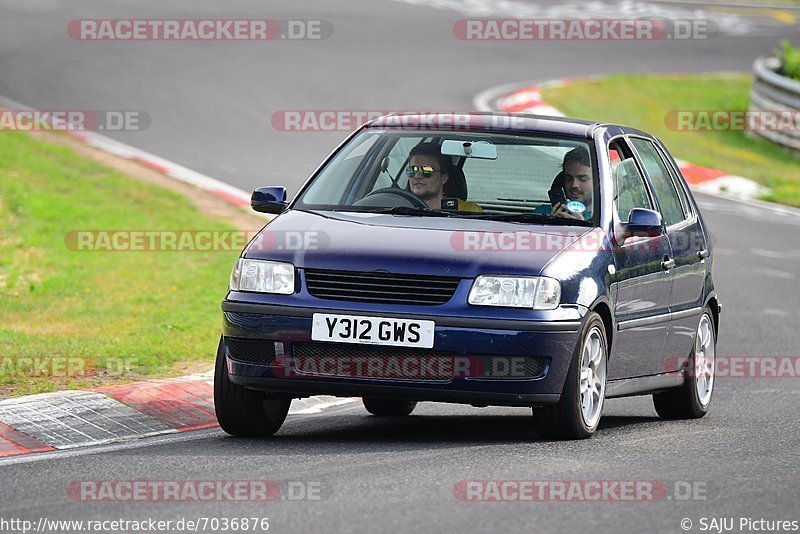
[365,112,653,141]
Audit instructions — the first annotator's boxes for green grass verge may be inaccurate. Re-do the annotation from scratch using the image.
[0,132,243,396]
[541,73,800,207]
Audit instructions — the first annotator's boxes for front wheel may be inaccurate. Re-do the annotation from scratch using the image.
[362,397,417,416]
[653,309,716,419]
[214,337,291,437]
[533,312,607,440]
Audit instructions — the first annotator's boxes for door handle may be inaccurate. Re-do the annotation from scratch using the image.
[661,258,675,270]
[697,249,710,259]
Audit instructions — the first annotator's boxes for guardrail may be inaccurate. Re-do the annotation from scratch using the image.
[748,56,800,156]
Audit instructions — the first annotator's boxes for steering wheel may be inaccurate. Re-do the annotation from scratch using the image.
[358,187,429,209]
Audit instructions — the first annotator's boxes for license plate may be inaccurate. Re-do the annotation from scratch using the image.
[311,314,435,348]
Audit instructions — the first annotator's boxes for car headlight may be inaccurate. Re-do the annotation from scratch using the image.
[468,276,561,309]
[229,258,295,294]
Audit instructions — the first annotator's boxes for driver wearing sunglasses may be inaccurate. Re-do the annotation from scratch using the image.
[406,142,450,210]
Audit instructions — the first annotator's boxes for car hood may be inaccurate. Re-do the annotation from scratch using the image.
[243,210,593,278]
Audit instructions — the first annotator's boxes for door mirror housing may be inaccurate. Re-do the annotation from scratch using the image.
[252,186,288,214]
[628,208,663,236]
[616,208,663,244]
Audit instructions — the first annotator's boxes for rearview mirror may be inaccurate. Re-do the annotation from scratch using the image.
[251,186,288,214]
[441,140,497,160]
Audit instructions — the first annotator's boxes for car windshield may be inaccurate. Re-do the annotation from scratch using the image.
[293,129,597,225]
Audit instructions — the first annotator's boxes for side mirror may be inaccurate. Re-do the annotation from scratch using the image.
[627,208,663,237]
[615,208,663,245]
[251,186,288,214]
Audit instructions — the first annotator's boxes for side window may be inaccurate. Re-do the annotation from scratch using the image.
[655,142,693,219]
[610,141,652,223]
[630,138,686,227]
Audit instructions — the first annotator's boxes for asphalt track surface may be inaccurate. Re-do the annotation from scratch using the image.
[2,1,800,533]
[2,0,799,195]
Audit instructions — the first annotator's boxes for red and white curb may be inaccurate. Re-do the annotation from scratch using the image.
[474,77,770,201]
[0,372,356,458]
[0,94,363,458]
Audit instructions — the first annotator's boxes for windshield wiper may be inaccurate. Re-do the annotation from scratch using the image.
[334,207,452,217]
[463,213,591,225]
[378,207,452,217]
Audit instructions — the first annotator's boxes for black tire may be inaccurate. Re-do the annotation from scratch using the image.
[362,397,417,417]
[533,312,608,440]
[653,308,716,420]
[214,336,291,437]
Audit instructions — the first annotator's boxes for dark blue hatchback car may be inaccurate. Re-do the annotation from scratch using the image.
[215,112,720,440]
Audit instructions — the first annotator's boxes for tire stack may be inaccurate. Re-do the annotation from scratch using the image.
[748,56,800,156]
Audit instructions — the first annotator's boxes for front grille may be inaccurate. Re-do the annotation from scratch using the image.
[226,338,276,364]
[291,342,546,380]
[304,269,460,305]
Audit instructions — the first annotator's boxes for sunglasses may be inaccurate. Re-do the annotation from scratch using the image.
[405,165,440,178]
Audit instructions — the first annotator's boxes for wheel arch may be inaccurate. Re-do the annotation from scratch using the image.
[704,294,720,338]
[589,298,614,355]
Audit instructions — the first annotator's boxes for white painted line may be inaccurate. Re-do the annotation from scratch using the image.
[695,191,800,218]
[693,175,770,199]
[517,105,565,117]
[0,401,364,466]
[0,427,222,467]
[474,80,544,112]
[649,0,800,11]
[757,268,796,280]
[388,0,760,35]
[751,248,800,260]
[290,396,359,415]
[762,308,791,318]
[0,93,250,205]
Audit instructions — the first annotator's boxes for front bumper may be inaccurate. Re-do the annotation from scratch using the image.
[221,300,586,407]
